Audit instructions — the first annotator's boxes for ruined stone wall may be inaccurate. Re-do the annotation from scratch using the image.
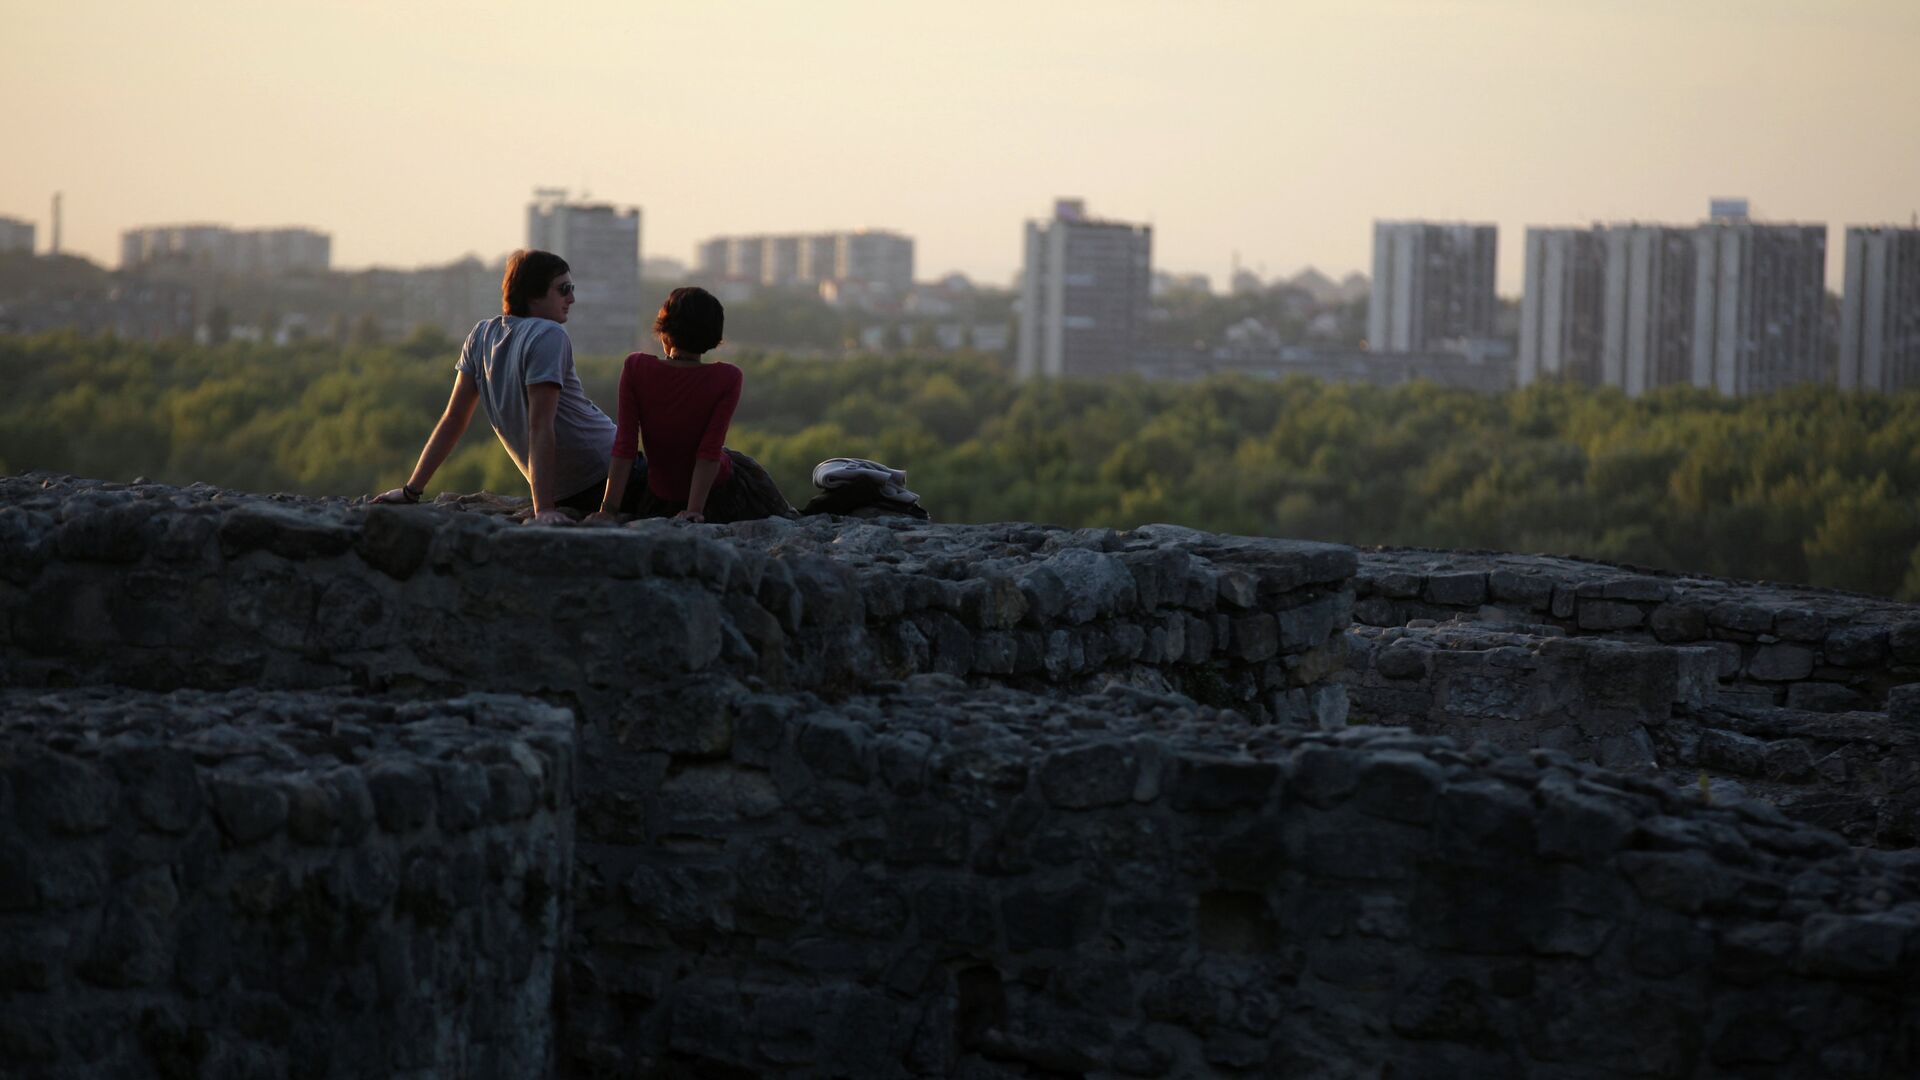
[11,474,1920,1078]
[1354,549,1920,712]
[571,678,1920,1077]
[0,688,573,1079]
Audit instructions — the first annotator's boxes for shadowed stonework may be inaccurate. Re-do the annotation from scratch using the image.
[4,473,1920,1078]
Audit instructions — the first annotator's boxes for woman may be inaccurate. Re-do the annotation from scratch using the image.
[595,286,793,523]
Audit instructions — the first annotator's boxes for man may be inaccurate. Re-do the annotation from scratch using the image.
[372,249,638,524]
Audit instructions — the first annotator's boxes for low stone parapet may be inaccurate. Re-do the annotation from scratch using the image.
[0,688,573,1079]
[1353,548,1920,711]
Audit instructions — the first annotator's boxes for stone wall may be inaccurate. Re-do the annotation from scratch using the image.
[1344,619,1920,849]
[0,688,573,1079]
[573,677,1920,1077]
[1353,549,1920,712]
[1343,622,1720,769]
[11,473,1920,1078]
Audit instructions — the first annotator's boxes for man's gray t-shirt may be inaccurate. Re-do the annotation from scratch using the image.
[456,316,615,499]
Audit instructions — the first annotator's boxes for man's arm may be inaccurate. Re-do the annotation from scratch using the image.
[372,372,480,504]
[526,382,570,524]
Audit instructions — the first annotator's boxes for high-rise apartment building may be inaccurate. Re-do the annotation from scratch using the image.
[1368,222,1497,352]
[1518,228,1605,386]
[526,190,642,356]
[1600,226,1701,395]
[1016,198,1152,379]
[1838,227,1920,392]
[121,224,331,275]
[694,230,915,296]
[1691,221,1826,395]
[0,216,34,255]
[1517,207,1826,396]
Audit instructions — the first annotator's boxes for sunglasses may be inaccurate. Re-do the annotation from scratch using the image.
[556,282,575,298]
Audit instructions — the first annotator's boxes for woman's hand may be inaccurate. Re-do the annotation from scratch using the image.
[530,509,575,527]
[371,486,418,505]
[583,510,623,526]
[674,509,706,523]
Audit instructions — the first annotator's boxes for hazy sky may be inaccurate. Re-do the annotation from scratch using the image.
[7,0,1918,293]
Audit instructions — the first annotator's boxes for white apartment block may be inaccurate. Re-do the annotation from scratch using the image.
[695,230,915,297]
[527,193,642,356]
[0,216,34,255]
[121,224,331,275]
[1369,222,1497,353]
[1518,228,1604,386]
[1839,227,1920,392]
[1016,198,1152,379]
[1518,211,1826,397]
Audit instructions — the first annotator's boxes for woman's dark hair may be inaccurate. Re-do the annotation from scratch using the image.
[653,286,725,355]
[501,249,570,316]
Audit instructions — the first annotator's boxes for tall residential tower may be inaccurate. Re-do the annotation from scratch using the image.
[1517,204,1826,396]
[1838,227,1920,392]
[1368,222,1497,352]
[1016,198,1152,379]
[527,190,642,356]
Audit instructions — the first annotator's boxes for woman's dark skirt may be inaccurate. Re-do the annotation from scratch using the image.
[631,449,796,523]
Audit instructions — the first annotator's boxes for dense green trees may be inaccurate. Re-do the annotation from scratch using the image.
[6,332,1919,599]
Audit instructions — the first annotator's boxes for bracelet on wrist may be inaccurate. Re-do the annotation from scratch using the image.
[402,484,422,503]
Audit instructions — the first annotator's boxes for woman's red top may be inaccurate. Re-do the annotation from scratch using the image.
[610,353,740,500]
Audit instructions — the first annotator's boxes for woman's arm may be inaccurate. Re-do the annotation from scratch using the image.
[373,372,480,503]
[681,458,721,520]
[598,456,635,517]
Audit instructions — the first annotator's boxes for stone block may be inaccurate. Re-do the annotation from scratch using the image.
[1798,913,1914,979]
[1038,742,1138,810]
[217,502,356,560]
[1577,599,1644,631]
[1228,613,1279,662]
[1748,644,1815,682]
[1785,682,1867,713]
[367,762,433,834]
[1487,570,1555,610]
[1888,684,1920,728]
[1617,850,1736,913]
[1596,576,1673,602]
[357,506,436,580]
[1648,603,1708,642]
[1824,625,1889,668]
[1536,781,1634,860]
[1278,592,1352,652]
[1709,603,1773,635]
[1371,571,1422,599]
[1002,884,1101,952]
[1550,586,1576,620]
[659,765,780,827]
[208,777,289,846]
[1773,608,1829,641]
[106,746,201,834]
[1890,621,1920,663]
[1168,756,1281,811]
[1350,752,1443,824]
[1423,573,1487,607]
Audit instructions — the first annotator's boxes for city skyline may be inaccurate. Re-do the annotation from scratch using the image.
[6,1,1919,292]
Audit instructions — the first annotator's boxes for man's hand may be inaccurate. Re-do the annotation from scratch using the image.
[371,487,418,505]
[583,510,623,526]
[673,509,706,523]
[530,509,575,527]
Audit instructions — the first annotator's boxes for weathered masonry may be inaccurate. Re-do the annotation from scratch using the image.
[4,474,1920,1078]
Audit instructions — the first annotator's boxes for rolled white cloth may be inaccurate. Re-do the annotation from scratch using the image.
[811,457,919,504]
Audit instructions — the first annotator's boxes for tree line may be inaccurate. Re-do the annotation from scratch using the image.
[4,331,1918,599]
